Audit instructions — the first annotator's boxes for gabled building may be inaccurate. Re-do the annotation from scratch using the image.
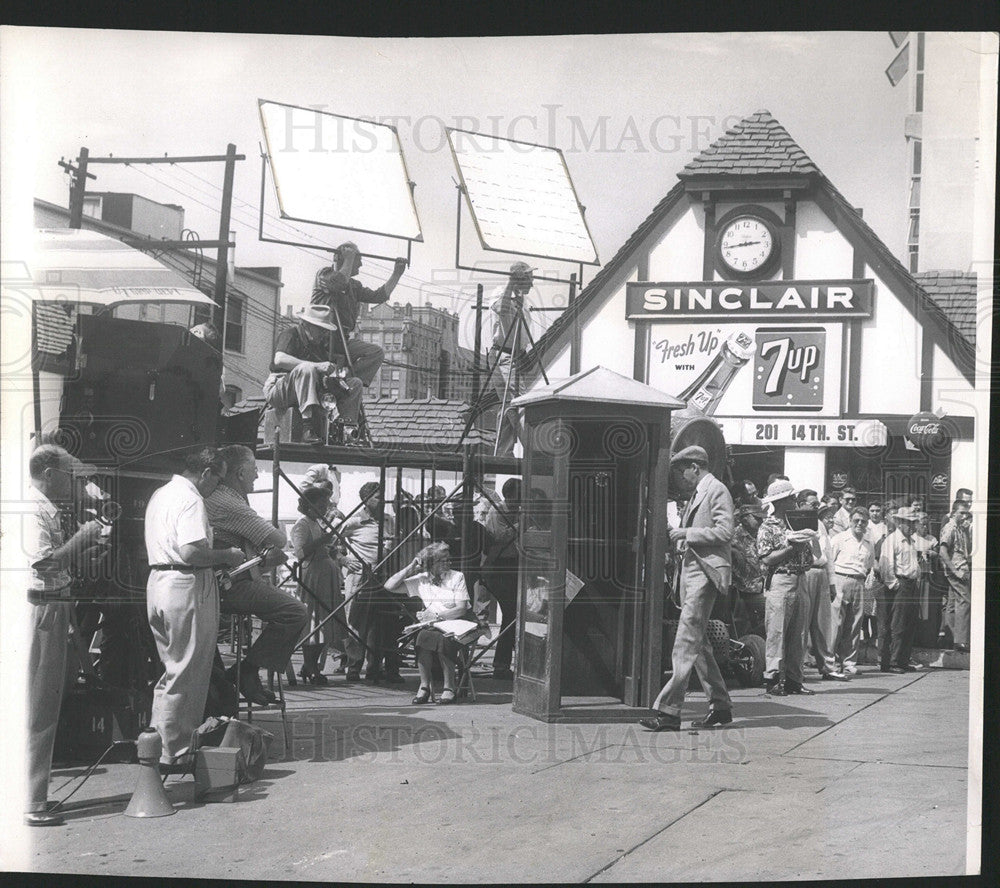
[530,110,978,516]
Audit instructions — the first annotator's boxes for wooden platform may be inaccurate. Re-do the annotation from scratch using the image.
[257,440,521,474]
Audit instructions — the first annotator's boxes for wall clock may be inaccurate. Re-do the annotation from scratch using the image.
[716,213,780,277]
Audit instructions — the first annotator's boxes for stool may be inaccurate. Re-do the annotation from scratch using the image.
[231,614,290,753]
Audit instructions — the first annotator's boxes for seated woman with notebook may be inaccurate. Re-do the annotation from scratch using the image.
[384,542,479,705]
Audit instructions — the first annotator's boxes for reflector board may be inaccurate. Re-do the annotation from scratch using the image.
[447,129,599,265]
[258,99,422,241]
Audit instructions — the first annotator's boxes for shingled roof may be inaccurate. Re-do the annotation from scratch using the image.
[362,397,492,449]
[678,110,820,179]
[531,111,976,384]
[913,271,978,346]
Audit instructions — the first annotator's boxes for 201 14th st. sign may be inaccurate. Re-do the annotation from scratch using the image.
[625,280,875,320]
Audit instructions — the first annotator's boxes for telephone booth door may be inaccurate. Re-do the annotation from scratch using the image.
[510,367,681,722]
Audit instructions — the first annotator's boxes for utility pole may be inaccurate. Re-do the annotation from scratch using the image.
[215,143,238,339]
[59,148,96,228]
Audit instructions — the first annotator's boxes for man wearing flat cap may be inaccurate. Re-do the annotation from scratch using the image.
[641,445,735,732]
[488,262,535,455]
[264,305,365,444]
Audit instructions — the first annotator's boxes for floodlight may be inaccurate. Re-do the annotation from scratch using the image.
[258,100,422,242]
[447,129,599,266]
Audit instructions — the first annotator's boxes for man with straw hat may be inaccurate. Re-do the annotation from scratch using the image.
[878,506,923,673]
[755,478,817,696]
[264,304,364,444]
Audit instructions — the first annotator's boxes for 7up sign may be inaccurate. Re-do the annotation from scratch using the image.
[753,327,826,411]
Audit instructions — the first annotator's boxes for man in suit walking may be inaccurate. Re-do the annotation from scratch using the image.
[641,446,735,731]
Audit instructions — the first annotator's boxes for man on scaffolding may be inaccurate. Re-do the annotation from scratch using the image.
[264,305,365,445]
[311,240,407,386]
[488,262,535,456]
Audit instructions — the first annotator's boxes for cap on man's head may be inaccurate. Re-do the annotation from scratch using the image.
[295,305,339,331]
[817,501,838,518]
[762,478,797,503]
[670,445,709,467]
[509,261,534,282]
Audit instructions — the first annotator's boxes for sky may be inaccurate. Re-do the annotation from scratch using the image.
[1,28,918,349]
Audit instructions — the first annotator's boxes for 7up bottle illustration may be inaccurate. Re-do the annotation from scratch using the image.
[678,330,756,415]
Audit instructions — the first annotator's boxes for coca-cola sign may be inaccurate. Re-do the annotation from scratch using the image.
[906,412,949,449]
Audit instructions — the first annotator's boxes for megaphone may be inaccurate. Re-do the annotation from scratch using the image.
[123,729,176,818]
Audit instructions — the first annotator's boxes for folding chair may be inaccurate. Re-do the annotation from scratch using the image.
[231,614,291,753]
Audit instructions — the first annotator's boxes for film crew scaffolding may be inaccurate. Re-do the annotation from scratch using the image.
[257,100,421,449]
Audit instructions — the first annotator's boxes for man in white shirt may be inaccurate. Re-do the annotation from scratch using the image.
[877,507,922,673]
[145,448,244,768]
[23,445,106,826]
[830,509,876,674]
[938,500,973,652]
[798,494,846,680]
[866,501,888,544]
[831,487,857,535]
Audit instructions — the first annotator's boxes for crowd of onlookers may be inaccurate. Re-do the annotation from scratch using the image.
[727,475,973,694]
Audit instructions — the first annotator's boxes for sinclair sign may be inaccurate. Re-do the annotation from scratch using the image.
[626,279,874,320]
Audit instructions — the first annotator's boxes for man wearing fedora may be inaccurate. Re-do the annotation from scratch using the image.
[641,445,734,732]
[879,507,924,672]
[755,478,817,696]
[264,304,365,444]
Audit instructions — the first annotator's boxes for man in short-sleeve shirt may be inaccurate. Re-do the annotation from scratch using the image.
[938,501,972,651]
[145,449,243,766]
[263,306,364,444]
[205,446,307,704]
[23,445,104,826]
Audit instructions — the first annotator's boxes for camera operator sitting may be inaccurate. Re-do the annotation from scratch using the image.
[384,543,475,706]
[264,305,363,445]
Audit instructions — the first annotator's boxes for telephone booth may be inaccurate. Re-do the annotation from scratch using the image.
[510,367,684,722]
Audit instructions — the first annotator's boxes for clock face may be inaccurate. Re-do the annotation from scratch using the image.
[718,216,776,274]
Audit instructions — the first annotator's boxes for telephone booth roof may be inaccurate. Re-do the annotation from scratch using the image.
[511,365,685,410]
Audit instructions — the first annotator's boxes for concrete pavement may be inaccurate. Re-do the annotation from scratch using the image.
[9,665,973,882]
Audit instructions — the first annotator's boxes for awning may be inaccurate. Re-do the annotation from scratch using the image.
[30,228,216,308]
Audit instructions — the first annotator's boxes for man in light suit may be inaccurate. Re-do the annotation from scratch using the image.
[641,446,735,731]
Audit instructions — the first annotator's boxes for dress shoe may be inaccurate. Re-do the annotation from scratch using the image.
[691,710,733,728]
[639,712,681,732]
[24,811,65,827]
[764,679,787,696]
[888,666,906,674]
[842,665,858,675]
[784,682,815,696]
[954,643,970,653]
[228,665,272,705]
[491,667,515,681]
[821,671,849,682]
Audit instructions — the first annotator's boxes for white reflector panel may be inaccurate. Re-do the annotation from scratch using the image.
[258,100,422,241]
[447,129,599,265]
